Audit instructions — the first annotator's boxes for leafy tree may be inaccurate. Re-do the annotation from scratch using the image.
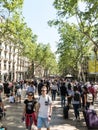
[56,22,92,81]
[0,0,58,79]
[48,0,98,80]
[0,0,37,57]
[53,0,98,48]
[0,0,23,43]
[0,0,38,78]
[34,43,58,77]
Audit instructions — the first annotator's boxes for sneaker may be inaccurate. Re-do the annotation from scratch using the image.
[73,117,77,121]
[77,116,80,121]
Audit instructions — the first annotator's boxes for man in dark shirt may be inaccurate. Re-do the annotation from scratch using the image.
[38,79,44,96]
[60,81,67,107]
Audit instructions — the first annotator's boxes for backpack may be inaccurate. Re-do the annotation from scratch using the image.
[15,84,20,89]
[74,92,80,101]
[38,95,50,105]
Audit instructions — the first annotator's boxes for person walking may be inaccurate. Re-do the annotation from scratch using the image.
[50,81,58,101]
[15,82,22,103]
[23,92,37,130]
[26,81,36,95]
[60,81,67,107]
[0,80,3,100]
[0,98,5,121]
[72,86,81,121]
[38,79,44,96]
[67,83,73,107]
[36,86,52,130]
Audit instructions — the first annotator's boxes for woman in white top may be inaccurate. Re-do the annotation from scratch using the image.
[50,81,58,101]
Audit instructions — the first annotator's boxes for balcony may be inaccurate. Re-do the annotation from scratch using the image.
[4,57,8,61]
[13,60,16,63]
[4,49,8,52]
[0,46,3,50]
[13,53,16,56]
[0,56,3,60]
[9,51,12,54]
[8,59,13,62]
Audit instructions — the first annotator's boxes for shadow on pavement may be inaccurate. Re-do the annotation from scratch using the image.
[51,97,88,130]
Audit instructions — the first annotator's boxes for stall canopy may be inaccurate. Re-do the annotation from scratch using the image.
[65,74,73,78]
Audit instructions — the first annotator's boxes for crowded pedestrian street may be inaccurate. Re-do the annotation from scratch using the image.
[1,90,98,130]
[1,1,98,130]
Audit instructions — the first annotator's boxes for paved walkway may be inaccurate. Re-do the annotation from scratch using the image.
[1,92,98,130]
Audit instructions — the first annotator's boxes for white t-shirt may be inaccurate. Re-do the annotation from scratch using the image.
[9,96,15,103]
[38,95,52,118]
[17,88,22,94]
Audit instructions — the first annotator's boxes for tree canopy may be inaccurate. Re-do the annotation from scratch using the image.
[0,0,58,78]
[48,0,98,80]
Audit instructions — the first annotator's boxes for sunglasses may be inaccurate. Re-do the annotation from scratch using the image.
[41,90,46,92]
[28,94,33,96]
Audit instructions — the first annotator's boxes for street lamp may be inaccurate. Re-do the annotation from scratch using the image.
[94,46,98,82]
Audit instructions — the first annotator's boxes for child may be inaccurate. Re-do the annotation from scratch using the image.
[9,93,15,103]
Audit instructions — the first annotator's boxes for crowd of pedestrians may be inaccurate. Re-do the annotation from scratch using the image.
[0,78,98,129]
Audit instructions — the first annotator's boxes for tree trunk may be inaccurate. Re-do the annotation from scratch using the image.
[32,60,35,78]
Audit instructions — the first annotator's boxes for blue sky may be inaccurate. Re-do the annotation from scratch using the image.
[22,0,59,52]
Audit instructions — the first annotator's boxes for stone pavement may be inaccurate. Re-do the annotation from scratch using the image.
[1,92,98,130]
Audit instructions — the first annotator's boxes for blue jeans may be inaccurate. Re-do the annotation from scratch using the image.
[73,104,80,119]
[37,117,50,128]
[61,95,66,107]
[51,90,57,101]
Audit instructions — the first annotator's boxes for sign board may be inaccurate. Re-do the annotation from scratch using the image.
[88,60,98,73]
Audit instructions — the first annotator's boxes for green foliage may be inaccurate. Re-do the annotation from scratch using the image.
[0,0,37,60]
[56,22,92,76]
[0,0,58,77]
[53,0,98,47]
[1,0,23,12]
[48,0,98,77]
[34,43,58,75]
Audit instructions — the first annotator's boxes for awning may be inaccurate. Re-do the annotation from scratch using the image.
[65,74,73,78]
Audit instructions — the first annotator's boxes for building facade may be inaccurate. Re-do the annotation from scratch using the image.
[0,42,31,82]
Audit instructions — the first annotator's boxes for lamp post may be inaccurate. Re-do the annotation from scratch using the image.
[94,46,97,82]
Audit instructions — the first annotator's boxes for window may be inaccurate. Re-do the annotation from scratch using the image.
[0,51,1,57]
[4,52,6,59]
[9,62,11,71]
[0,61,1,70]
[0,71,1,80]
[4,61,6,70]
[0,43,2,49]
[9,46,11,52]
[9,54,11,60]
[5,44,7,50]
